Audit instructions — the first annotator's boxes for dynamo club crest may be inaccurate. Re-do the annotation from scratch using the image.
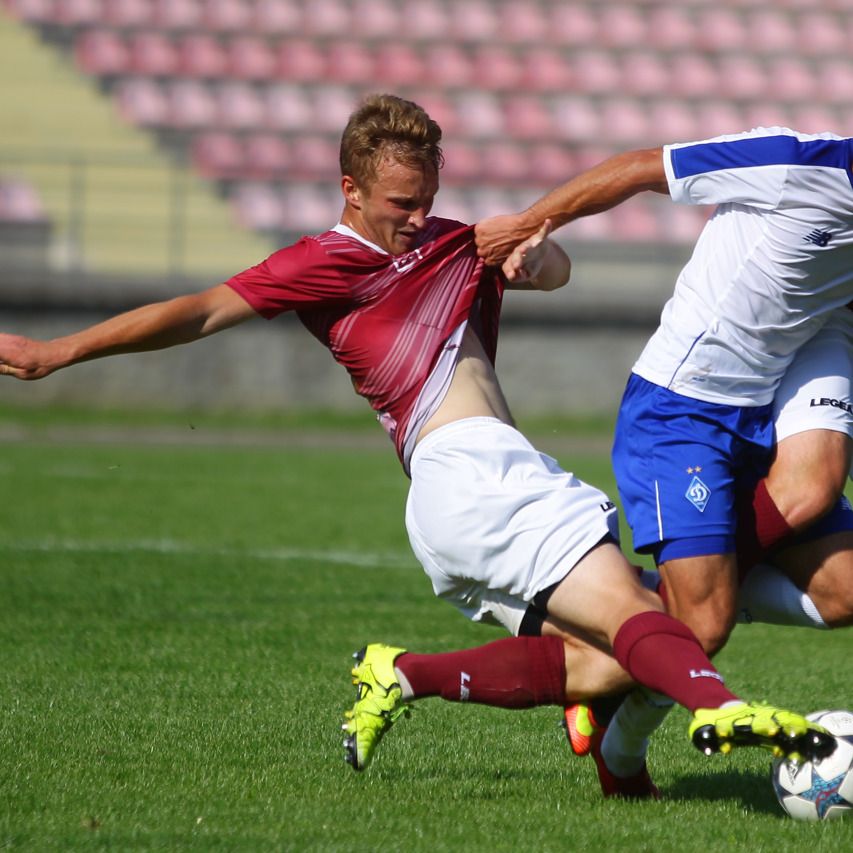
[685,476,711,512]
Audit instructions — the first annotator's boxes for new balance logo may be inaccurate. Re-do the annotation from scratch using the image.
[460,671,471,701]
[804,229,832,247]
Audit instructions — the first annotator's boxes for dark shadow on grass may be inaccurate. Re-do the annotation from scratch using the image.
[665,768,783,815]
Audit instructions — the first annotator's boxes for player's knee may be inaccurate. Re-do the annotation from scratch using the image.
[786,482,845,531]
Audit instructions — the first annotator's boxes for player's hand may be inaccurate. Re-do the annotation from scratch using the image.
[0,334,56,380]
[501,220,553,285]
[475,212,540,266]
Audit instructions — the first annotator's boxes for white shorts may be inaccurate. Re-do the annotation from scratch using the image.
[405,417,620,635]
[774,310,853,443]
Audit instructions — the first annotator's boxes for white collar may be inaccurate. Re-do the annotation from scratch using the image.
[333,222,388,255]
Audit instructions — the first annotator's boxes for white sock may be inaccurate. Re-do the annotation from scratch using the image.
[601,688,674,777]
[737,563,827,629]
[395,667,414,700]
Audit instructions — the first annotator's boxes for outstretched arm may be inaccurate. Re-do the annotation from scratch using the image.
[0,284,256,380]
[475,147,668,265]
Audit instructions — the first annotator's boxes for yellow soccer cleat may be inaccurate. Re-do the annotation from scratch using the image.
[689,701,836,762]
[342,643,412,771]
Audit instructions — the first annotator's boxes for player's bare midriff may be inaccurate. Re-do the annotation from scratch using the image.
[416,324,514,444]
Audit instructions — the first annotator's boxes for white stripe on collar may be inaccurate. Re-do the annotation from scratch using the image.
[333,222,388,255]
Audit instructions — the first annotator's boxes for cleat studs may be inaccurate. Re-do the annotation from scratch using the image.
[720,742,732,755]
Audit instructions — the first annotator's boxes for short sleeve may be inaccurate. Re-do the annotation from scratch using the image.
[225,237,351,319]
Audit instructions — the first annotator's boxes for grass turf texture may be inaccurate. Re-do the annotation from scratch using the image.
[0,408,851,851]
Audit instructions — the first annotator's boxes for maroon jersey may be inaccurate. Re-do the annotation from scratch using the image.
[226,218,504,468]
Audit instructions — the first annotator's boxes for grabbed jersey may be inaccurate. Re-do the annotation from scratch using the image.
[634,127,853,406]
[225,218,503,471]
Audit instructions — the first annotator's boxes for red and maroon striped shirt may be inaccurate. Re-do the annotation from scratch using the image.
[226,218,503,468]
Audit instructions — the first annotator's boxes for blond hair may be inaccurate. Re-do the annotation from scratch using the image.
[340,93,444,187]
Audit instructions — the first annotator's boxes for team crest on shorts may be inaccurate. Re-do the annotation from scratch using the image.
[685,475,711,512]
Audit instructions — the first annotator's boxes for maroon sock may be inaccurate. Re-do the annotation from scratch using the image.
[613,611,738,711]
[735,479,794,580]
[395,636,566,709]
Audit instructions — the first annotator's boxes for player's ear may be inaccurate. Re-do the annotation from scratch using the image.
[341,175,362,209]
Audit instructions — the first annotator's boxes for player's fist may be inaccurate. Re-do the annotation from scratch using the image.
[0,334,57,380]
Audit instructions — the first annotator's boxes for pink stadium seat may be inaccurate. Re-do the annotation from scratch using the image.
[407,90,458,134]
[178,33,229,78]
[695,8,747,51]
[570,50,621,95]
[644,6,695,50]
[764,57,816,103]
[454,0,498,43]
[502,94,554,141]
[4,0,54,23]
[694,101,746,139]
[243,133,292,178]
[816,59,853,105]
[276,38,326,81]
[611,201,661,242]
[228,35,277,80]
[264,83,315,130]
[571,207,613,241]
[799,12,846,55]
[252,0,302,35]
[421,44,474,88]
[498,1,549,45]
[0,177,47,222]
[452,91,505,139]
[399,0,448,41]
[202,0,253,32]
[103,0,154,28]
[309,86,358,133]
[350,0,400,38]
[619,52,669,97]
[287,136,340,178]
[114,77,170,126]
[373,44,425,87]
[191,131,245,179]
[667,54,718,99]
[745,9,797,53]
[53,0,103,27]
[521,49,573,92]
[302,0,351,37]
[717,56,766,100]
[325,40,376,85]
[430,187,474,225]
[152,0,202,31]
[648,100,697,143]
[232,182,285,231]
[279,184,339,232]
[659,204,708,245]
[75,29,130,76]
[217,81,266,129]
[598,4,647,48]
[527,143,577,186]
[480,141,530,184]
[472,45,523,91]
[128,31,179,77]
[600,99,650,144]
[440,141,483,183]
[546,3,598,47]
[167,79,218,128]
[743,103,791,132]
[550,95,601,143]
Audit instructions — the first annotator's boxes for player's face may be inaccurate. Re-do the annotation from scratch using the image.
[343,155,438,255]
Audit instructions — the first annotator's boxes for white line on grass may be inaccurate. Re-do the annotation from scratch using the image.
[0,537,417,570]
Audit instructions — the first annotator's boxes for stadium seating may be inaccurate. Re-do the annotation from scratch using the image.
[3,0,852,249]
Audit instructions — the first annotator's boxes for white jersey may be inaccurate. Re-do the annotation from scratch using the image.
[633,127,853,406]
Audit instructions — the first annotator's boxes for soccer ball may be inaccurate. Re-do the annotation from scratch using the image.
[772,709,853,821]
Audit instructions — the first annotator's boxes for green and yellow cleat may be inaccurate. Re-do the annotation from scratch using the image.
[689,702,836,762]
[342,643,412,771]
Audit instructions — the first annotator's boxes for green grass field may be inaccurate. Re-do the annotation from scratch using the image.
[0,405,850,851]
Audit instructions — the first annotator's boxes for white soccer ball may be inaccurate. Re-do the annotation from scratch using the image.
[772,709,853,821]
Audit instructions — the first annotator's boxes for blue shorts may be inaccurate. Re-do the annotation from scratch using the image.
[612,374,775,563]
